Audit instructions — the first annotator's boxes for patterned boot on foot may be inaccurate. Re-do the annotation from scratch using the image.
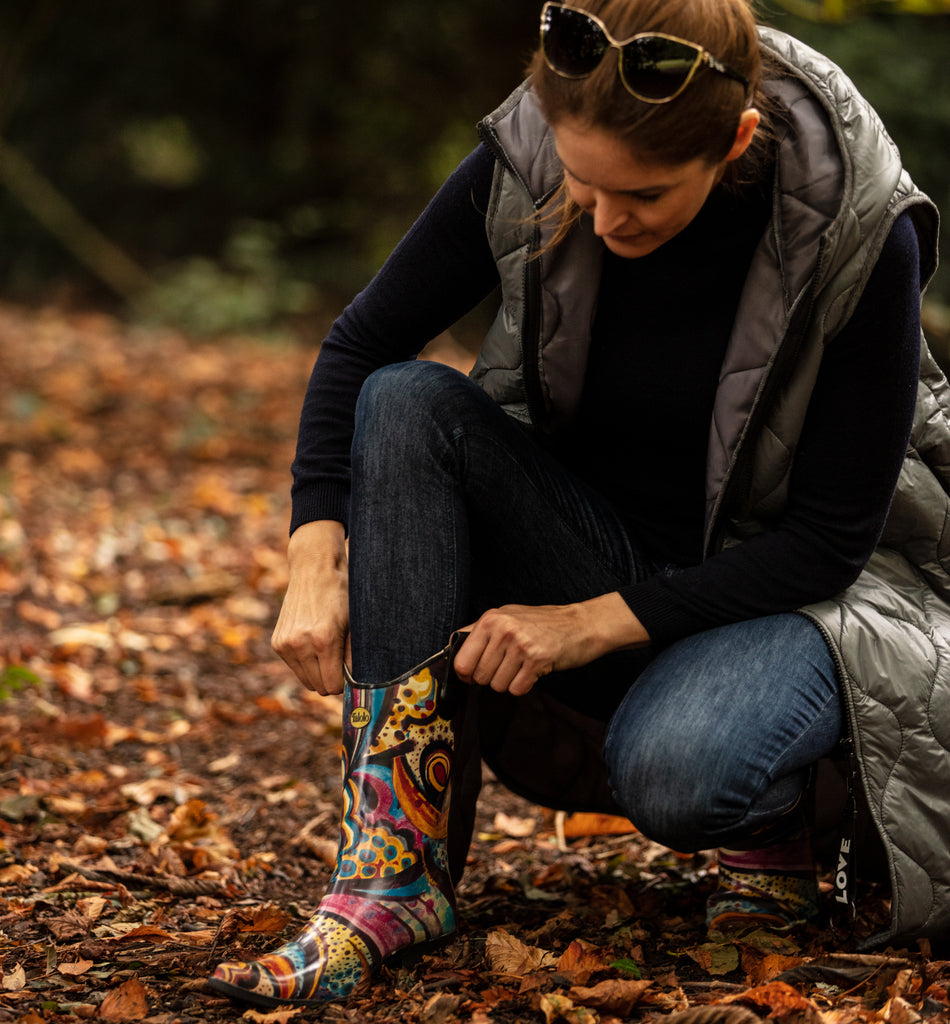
[210,640,463,1008]
[706,834,819,934]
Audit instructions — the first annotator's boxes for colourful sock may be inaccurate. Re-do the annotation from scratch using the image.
[707,833,819,932]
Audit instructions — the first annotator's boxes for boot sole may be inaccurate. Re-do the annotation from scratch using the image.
[207,932,456,1009]
[208,974,346,1009]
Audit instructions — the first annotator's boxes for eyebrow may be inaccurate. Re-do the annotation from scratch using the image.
[560,160,677,197]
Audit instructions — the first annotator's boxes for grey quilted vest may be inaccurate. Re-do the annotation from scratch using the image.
[473,28,946,946]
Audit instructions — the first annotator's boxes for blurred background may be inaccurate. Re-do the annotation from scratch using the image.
[0,0,947,350]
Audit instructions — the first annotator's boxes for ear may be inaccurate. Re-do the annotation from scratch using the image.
[724,108,761,163]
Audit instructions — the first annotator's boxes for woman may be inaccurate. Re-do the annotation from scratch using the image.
[210,0,947,1009]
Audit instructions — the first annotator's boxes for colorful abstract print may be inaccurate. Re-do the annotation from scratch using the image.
[210,649,459,1008]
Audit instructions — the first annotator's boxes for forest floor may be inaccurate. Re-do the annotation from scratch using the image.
[1,302,949,1024]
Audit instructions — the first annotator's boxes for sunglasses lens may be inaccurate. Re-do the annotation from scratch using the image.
[542,4,607,77]
[620,36,701,100]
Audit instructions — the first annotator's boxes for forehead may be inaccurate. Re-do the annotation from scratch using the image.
[551,118,703,192]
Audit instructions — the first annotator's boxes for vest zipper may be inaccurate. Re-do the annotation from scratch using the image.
[705,237,827,558]
[521,232,547,430]
[797,609,862,942]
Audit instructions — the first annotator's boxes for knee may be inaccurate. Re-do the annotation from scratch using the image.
[603,714,738,852]
[354,361,474,450]
[356,362,430,430]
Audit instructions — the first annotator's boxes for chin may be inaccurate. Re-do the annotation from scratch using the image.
[604,234,658,259]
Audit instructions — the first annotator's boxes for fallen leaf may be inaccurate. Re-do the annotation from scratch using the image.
[556,939,611,985]
[881,994,922,1024]
[725,980,824,1021]
[117,925,175,943]
[561,812,637,838]
[98,977,149,1020]
[1,963,26,991]
[240,1008,306,1023]
[420,992,463,1024]
[569,978,652,1016]
[493,812,537,838]
[215,904,293,944]
[485,929,557,976]
[686,941,740,976]
[0,863,36,884]
[45,909,92,942]
[743,950,807,986]
[58,959,95,977]
[238,904,294,934]
[539,993,575,1024]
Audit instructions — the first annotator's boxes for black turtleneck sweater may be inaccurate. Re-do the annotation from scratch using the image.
[290,142,922,647]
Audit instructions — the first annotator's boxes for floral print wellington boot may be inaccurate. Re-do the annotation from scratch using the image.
[209,638,465,1008]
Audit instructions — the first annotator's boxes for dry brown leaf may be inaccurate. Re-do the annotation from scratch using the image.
[240,1008,306,1024]
[73,834,109,856]
[240,904,294,934]
[485,929,557,976]
[58,959,95,977]
[556,939,611,985]
[724,980,824,1021]
[569,978,652,1016]
[881,995,922,1024]
[44,795,89,820]
[16,600,62,630]
[420,992,463,1024]
[0,863,36,884]
[686,941,740,976]
[539,993,600,1024]
[167,798,219,840]
[743,951,807,986]
[76,896,108,921]
[99,977,149,1020]
[117,925,175,943]
[561,812,638,838]
[120,777,204,806]
[1,963,26,992]
[45,908,92,942]
[539,994,575,1024]
[493,812,537,838]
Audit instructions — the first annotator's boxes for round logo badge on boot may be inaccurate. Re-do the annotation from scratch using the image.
[349,706,371,729]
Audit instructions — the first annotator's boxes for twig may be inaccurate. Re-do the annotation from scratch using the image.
[58,860,228,896]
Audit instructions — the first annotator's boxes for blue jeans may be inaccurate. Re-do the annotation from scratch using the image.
[348,361,842,850]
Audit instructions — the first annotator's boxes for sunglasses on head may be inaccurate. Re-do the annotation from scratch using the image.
[540,1,749,104]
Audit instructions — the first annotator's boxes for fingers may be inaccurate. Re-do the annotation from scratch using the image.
[272,620,348,696]
[276,520,350,695]
[454,608,556,696]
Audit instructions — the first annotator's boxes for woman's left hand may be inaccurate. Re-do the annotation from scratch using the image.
[454,592,650,696]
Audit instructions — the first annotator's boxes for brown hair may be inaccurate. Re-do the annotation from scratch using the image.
[530,0,774,245]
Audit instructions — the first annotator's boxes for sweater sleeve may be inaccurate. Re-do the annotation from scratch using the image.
[620,212,923,646]
[289,144,500,534]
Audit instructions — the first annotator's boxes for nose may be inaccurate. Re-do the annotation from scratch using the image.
[590,192,632,238]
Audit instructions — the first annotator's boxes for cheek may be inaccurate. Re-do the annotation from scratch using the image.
[565,179,594,212]
[645,198,698,235]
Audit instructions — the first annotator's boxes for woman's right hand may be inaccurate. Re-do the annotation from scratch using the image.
[271,520,351,695]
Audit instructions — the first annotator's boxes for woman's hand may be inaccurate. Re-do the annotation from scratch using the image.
[454,592,649,697]
[271,520,351,695]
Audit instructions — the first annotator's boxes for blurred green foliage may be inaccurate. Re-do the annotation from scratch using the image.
[761,3,950,306]
[0,1,946,334]
[0,0,535,327]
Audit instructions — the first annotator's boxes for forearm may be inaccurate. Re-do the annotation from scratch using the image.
[573,591,652,655]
